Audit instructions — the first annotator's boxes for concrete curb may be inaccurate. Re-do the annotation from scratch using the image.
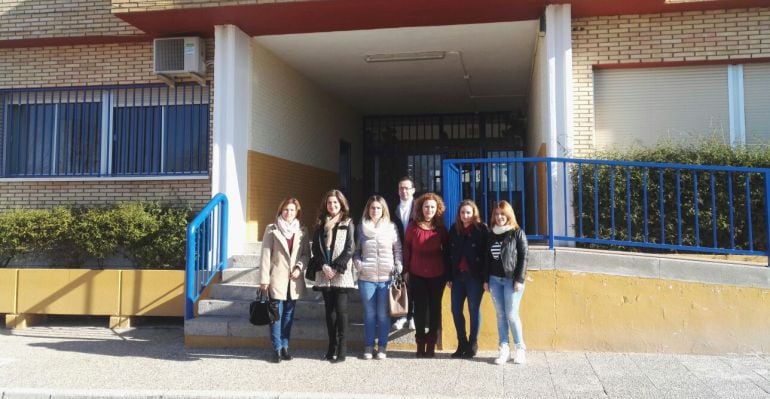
[0,388,444,399]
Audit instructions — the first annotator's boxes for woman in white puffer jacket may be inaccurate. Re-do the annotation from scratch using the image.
[353,195,403,360]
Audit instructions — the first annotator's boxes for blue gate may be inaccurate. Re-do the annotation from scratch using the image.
[443,157,770,265]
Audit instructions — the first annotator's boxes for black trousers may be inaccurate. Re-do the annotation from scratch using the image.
[410,275,445,336]
[322,289,349,355]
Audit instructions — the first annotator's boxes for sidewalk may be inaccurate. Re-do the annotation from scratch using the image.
[0,324,769,399]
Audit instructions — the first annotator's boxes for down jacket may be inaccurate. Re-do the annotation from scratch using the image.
[353,220,403,283]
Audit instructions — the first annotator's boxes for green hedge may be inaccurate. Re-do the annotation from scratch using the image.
[0,202,192,269]
[572,141,770,253]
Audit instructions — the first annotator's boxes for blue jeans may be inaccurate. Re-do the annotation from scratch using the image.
[270,299,296,351]
[358,279,391,349]
[450,271,484,344]
[488,275,525,347]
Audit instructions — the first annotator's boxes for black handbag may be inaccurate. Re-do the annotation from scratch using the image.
[305,256,320,281]
[249,290,279,326]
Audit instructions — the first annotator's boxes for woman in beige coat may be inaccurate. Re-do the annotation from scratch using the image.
[259,198,310,363]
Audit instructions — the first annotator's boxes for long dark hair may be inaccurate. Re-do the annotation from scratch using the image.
[315,189,351,227]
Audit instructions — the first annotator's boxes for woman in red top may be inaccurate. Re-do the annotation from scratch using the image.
[403,192,449,358]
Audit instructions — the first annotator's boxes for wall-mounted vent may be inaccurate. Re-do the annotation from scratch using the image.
[154,37,206,78]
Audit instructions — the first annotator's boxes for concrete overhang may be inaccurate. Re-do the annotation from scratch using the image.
[113,0,770,39]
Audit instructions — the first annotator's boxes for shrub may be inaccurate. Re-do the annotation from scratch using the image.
[129,204,191,269]
[0,207,73,267]
[70,203,160,268]
[573,141,770,253]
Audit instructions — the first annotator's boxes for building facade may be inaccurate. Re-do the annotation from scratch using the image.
[1,0,768,256]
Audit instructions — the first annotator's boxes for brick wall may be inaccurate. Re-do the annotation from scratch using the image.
[0,40,216,211]
[111,0,314,13]
[0,180,211,210]
[0,0,144,41]
[571,7,770,157]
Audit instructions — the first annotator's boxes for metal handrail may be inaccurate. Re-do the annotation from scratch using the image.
[185,193,229,320]
[443,157,770,265]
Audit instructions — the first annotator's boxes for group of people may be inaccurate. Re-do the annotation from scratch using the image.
[257,177,529,365]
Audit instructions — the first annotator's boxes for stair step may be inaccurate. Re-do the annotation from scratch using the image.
[185,315,366,341]
[222,267,260,284]
[228,254,260,269]
[198,298,364,319]
[209,282,364,303]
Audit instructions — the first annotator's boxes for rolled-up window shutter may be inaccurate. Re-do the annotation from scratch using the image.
[594,65,729,149]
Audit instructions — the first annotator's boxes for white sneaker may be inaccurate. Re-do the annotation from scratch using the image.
[392,317,407,330]
[494,343,510,365]
[407,318,416,330]
[376,351,387,360]
[513,345,526,364]
[363,346,373,360]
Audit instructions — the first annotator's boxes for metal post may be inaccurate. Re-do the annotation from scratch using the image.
[184,224,197,320]
[765,171,770,267]
[547,160,554,249]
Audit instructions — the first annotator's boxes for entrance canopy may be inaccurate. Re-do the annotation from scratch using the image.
[254,21,539,114]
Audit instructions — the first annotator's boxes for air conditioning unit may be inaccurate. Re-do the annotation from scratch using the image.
[154,37,206,81]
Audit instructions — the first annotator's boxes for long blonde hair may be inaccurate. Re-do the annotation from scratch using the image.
[361,195,391,223]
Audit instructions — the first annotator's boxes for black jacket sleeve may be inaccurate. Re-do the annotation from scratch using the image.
[512,228,529,284]
[330,221,356,273]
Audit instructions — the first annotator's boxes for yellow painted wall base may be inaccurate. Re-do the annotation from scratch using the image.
[248,150,338,236]
[5,314,46,329]
[109,316,132,329]
[440,270,770,355]
[3,269,184,329]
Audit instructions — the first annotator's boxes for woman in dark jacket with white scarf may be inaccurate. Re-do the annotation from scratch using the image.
[309,189,356,363]
[485,200,528,365]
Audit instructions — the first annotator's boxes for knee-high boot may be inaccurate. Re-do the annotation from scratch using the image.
[425,332,437,358]
[415,333,427,358]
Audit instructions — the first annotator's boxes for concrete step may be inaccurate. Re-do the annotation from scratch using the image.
[209,282,364,303]
[185,315,366,341]
[228,254,260,269]
[185,314,419,350]
[198,298,364,320]
[222,267,260,285]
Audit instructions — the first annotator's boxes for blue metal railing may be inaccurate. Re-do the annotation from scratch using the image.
[0,83,209,178]
[443,157,770,264]
[185,193,229,320]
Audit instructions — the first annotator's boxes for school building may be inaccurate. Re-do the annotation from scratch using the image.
[1,0,769,353]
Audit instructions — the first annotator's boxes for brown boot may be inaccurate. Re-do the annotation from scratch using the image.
[425,332,437,358]
[415,334,426,358]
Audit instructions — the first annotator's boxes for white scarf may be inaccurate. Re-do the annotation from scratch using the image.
[324,214,342,249]
[492,225,514,235]
[275,216,299,239]
[360,219,387,238]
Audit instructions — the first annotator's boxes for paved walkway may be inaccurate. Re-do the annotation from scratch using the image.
[1,325,769,399]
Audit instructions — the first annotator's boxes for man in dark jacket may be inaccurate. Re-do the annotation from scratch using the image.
[391,176,415,330]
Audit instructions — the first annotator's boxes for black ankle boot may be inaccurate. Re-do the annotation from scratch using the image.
[323,342,337,361]
[334,336,347,362]
[280,348,292,361]
[451,340,468,359]
[271,350,281,364]
[463,341,478,359]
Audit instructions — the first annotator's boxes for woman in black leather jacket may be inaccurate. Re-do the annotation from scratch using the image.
[484,200,528,365]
